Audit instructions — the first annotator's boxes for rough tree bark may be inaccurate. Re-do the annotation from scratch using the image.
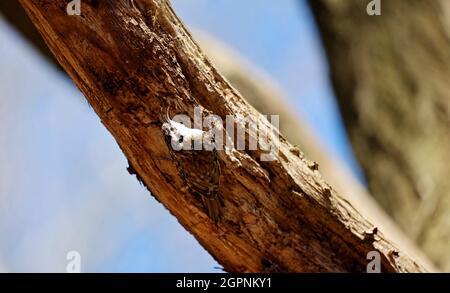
[310,0,450,270]
[198,34,432,269]
[19,0,431,272]
[1,4,433,270]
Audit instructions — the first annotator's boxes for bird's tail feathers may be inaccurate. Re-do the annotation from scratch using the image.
[202,194,223,223]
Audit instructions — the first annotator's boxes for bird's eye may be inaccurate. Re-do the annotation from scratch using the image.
[170,127,174,131]
[178,135,184,143]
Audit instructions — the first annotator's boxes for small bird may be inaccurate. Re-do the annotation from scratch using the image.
[161,109,223,222]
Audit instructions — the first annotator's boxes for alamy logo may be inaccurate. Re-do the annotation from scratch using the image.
[366,251,381,273]
[67,0,81,16]
[66,250,81,273]
[367,0,381,16]
[161,107,280,162]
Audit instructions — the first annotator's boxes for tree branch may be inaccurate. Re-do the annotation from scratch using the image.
[19,0,429,272]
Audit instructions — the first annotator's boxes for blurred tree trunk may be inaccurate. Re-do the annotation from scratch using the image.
[17,0,431,272]
[310,0,450,270]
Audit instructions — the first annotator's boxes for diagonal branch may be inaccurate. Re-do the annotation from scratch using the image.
[19,0,430,272]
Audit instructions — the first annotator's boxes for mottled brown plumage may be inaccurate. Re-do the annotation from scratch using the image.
[161,110,222,222]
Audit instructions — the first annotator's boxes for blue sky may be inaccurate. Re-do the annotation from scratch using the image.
[0,0,362,272]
